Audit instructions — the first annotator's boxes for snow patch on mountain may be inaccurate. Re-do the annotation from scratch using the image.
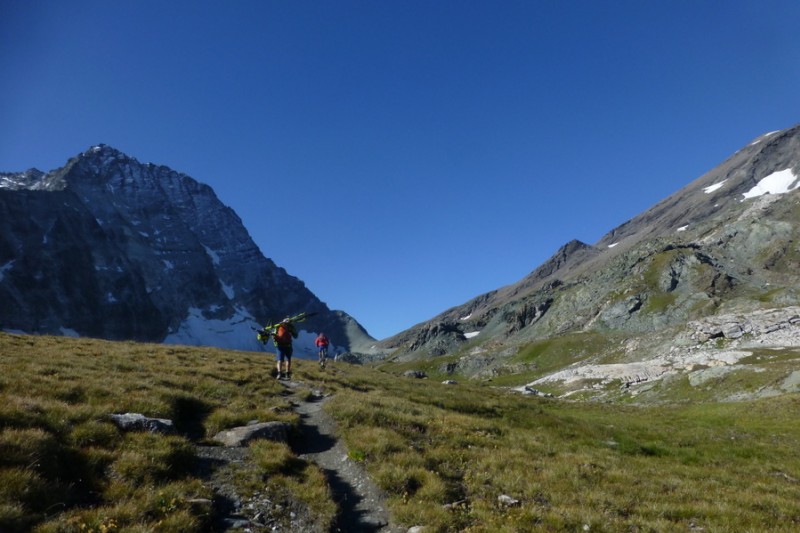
[749,131,780,146]
[162,307,344,359]
[221,282,235,299]
[742,169,799,200]
[703,180,727,194]
[203,244,221,265]
[164,306,263,351]
[0,260,13,281]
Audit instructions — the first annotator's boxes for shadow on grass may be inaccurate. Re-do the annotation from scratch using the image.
[324,467,387,533]
[292,404,387,532]
[169,395,214,441]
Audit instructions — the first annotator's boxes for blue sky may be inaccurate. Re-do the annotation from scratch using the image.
[2,1,800,340]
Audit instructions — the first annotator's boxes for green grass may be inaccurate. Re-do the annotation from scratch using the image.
[328,369,800,532]
[481,332,621,388]
[0,332,332,532]
[2,332,800,532]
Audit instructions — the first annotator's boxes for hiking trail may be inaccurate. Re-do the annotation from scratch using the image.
[286,378,404,532]
[195,376,404,532]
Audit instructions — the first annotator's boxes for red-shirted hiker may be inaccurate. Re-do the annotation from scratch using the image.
[315,332,330,368]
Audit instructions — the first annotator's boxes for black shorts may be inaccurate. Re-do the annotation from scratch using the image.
[277,345,293,361]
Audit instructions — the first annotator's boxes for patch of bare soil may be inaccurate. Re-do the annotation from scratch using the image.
[195,444,321,532]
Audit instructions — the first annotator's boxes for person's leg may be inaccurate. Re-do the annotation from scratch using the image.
[276,352,283,379]
[285,345,293,378]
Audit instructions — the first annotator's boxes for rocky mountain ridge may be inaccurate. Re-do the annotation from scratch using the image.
[373,126,800,399]
[0,145,374,355]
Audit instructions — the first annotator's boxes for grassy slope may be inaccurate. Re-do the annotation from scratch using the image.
[0,333,334,532]
[1,333,798,532]
[330,370,800,532]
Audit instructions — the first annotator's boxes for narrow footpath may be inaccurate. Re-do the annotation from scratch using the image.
[287,380,405,533]
[193,377,405,532]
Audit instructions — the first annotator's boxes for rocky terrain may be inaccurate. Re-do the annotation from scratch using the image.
[370,126,800,399]
[0,145,374,354]
[520,305,800,401]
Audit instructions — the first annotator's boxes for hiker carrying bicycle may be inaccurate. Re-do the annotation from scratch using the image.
[274,319,298,379]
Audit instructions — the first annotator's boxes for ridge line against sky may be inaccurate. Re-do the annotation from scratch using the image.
[2,1,800,339]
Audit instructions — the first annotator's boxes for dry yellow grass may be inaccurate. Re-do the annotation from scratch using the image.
[1,331,799,532]
[0,332,330,532]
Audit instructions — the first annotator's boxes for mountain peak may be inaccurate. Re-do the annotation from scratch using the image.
[0,146,375,354]
[83,144,131,161]
[0,168,46,190]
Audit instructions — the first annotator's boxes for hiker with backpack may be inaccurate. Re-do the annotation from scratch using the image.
[315,332,330,368]
[273,318,298,379]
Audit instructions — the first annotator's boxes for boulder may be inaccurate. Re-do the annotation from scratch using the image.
[497,494,520,507]
[213,421,291,447]
[523,386,554,398]
[109,413,176,435]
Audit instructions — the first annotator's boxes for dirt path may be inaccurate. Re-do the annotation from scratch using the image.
[195,378,405,532]
[287,380,405,533]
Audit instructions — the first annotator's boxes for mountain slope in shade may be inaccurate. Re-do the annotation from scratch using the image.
[0,145,375,356]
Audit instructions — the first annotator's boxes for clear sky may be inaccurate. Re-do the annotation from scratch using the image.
[2,1,800,340]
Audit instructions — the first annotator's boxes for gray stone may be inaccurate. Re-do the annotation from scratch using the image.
[213,421,291,447]
[498,494,520,507]
[109,413,176,435]
[523,386,554,398]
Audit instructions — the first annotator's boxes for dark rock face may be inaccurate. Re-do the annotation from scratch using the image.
[0,145,373,354]
[377,126,800,366]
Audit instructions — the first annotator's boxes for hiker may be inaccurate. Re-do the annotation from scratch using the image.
[315,332,330,367]
[274,318,298,379]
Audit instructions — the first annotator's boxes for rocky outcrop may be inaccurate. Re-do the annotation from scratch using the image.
[688,307,800,342]
[521,304,800,399]
[398,321,468,358]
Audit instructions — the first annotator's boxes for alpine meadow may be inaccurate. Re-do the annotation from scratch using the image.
[1,332,798,532]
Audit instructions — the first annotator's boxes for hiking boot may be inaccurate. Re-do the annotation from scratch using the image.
[286,372,292,380]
